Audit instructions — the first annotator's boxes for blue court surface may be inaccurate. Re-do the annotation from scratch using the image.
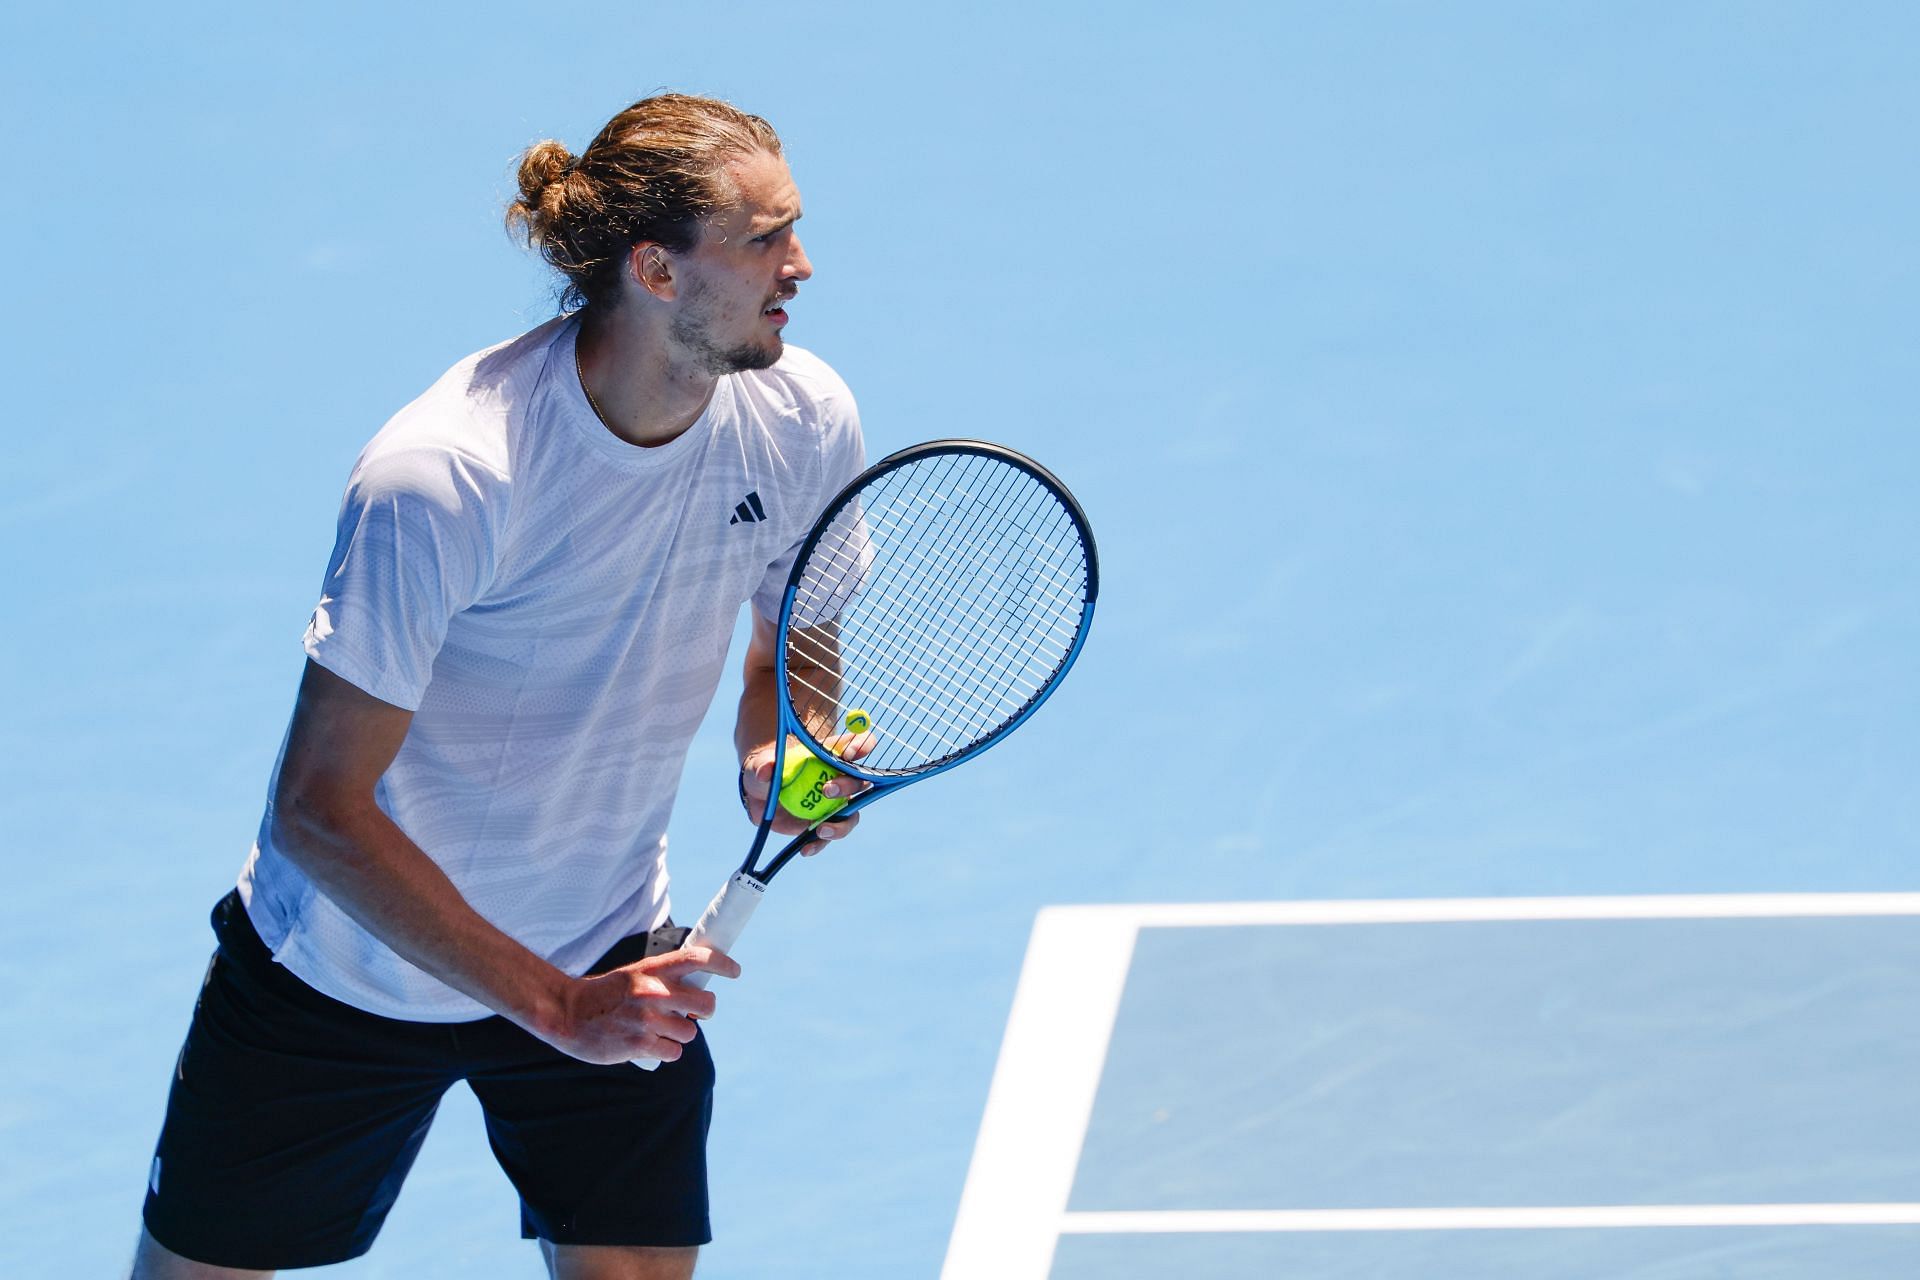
[4,3,1917,1277]
[945,898,1920,1276]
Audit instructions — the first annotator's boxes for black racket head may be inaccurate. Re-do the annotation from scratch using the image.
[777,441,1098,779]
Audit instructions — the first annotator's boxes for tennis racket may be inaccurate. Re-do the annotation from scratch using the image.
[637,439,1099,1068]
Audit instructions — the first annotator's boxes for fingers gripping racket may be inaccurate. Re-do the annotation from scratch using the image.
[637,440,1099,1067]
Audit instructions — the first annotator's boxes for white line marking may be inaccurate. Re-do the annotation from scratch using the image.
[1068,892,1920,929]
[1060,1205,1920,1233]
[941,908,1139,1280]
[940,894,1920,1279]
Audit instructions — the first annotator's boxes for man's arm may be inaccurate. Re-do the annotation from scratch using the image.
[732,612,863,848]
[271,659,737,1063]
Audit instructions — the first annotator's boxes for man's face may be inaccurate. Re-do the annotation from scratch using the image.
[669,149,812,374]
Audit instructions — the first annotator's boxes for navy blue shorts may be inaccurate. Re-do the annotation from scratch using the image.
[142,892,714,1271]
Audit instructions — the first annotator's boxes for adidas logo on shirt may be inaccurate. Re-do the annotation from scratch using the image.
[729,491,768,525]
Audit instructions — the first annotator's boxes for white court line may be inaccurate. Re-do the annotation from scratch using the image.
[941,907,1140,1280]
[940,893,1920,1280]
[1058,892,1920,928]
[1060,1205,1920,1233]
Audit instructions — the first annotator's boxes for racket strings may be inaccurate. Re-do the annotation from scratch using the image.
[793,453,1073,755]
[804,522,1080,745]
[786,491,1083,724]
[796,451,1028,610]
[797,456,1086,664]
[785,615,1053,766]
[785,451,1092,774]
[787,592,1076,726]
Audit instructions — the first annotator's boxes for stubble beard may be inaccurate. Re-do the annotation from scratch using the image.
[671,280,783,375]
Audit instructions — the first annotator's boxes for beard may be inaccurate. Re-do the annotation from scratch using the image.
[692,333,782,375]
[670,278,783,375]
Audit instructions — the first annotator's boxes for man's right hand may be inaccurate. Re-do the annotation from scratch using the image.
[546,945,742,1065]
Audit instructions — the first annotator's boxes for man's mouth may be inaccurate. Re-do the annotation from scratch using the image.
[764,291,795,321]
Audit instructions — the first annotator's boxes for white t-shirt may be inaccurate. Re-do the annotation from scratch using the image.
[237,315,865,1021]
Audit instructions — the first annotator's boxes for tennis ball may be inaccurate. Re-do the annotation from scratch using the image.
[779,754,849,822]
[780,743,818,788]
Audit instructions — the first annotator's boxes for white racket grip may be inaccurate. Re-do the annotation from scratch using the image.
[632,873,764,1071]
[680,872,764,989]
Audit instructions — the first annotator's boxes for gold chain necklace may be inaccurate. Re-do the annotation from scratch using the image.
[576,344,613,429]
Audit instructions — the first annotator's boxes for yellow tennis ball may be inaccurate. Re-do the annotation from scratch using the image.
[779,754,849,822]
[780,743,817,788]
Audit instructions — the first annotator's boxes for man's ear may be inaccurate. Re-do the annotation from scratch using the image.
[629,243,678,300]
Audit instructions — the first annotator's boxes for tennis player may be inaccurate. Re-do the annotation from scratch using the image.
[131,93,865,1280]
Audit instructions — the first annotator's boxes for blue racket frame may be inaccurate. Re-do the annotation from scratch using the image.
[742,439,1100,886]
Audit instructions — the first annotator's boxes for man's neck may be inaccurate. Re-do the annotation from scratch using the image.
[575,313,718,449]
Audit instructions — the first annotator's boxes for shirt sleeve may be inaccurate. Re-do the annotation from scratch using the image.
[302,445,503,710]
[751,373,867,623]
